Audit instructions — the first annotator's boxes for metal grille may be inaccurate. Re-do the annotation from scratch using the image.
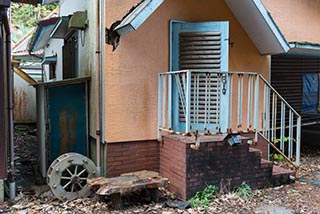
[178,32,221,123]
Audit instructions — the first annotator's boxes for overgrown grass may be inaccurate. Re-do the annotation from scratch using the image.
[189,182,253,209]
[188,185,219,209]
[232,182,252,199]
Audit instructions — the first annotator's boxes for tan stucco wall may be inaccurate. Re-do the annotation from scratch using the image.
[263,0,320,44]
[104,0,270,143]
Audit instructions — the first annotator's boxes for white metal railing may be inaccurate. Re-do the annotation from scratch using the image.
[158,70,301,167]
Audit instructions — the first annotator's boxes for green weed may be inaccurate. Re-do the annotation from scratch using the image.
[232,182,252,199]
[189,185,219,209]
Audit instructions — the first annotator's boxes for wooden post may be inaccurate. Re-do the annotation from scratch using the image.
[149,188,160,203]
[110,193,122,209]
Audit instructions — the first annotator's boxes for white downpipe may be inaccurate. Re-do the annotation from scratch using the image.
[95,0,102,177]
[100,0,106,176]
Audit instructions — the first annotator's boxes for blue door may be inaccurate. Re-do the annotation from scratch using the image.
[47,82,88,163]
[170,20,229,133]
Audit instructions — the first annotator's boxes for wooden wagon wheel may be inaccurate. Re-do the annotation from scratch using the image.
[47,153,97,200]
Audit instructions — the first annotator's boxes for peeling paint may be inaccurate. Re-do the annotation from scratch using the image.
[59,110,77,154]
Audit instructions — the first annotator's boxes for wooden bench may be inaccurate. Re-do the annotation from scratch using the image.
[87,170,169,209]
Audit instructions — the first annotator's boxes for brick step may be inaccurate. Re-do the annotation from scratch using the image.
[271,165,295,186]
[260,158,273,169]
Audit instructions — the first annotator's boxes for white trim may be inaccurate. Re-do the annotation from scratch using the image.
[115,0,164,35]
[225,0,290,55]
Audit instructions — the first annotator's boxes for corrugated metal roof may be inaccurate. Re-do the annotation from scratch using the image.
[28,17,59,52]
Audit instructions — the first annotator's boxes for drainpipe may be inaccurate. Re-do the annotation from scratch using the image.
[100,0,106,176]
[2,8,15,200]
[95,0,102,176]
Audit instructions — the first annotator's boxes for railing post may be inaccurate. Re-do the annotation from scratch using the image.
[253,74,259,142]
[168,74,172,129]
[237,74,243,128]
[271,92,276,142]
[158,73,163,141]
[228,74,233,132]
[247,74,253,129]
[296,116,301,166]
[288,110,293,159]
[162,74,167,128]
[185,70,191,134]
[280,101,285,152]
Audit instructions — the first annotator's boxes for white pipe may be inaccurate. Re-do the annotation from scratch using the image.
[95,0,102,177]
[9,182,15,200]
[158,74,163,140]
[100,0,106,176]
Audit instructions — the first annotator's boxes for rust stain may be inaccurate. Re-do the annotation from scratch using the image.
[14,89,28,122]
[59,110,78,154]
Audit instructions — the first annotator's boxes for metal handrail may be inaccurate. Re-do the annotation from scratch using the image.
[158,70,301,169]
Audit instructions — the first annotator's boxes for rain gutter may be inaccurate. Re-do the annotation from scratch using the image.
[2,8,15,200]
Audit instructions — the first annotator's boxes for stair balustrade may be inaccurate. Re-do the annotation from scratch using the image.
[158,70,301,172]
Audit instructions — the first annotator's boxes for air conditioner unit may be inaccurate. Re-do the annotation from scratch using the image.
[68,11,87,30]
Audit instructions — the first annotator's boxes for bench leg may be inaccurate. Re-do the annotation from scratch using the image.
[149,188,160,203]
[110,193,122,209]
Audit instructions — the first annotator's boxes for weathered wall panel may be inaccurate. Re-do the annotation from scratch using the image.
[104,0,270,142]
[47,82,88,163]
[271,55,320,124]
[13,72,37,123]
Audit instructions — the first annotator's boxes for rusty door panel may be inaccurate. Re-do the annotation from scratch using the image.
[47,83,87,163]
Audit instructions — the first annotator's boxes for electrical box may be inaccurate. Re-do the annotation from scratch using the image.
[0,0,10,7]
[224,133,242,146]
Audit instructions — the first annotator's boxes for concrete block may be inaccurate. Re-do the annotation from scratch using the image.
[0,179,4,202]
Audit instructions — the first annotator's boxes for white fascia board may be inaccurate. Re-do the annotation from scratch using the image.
[115,0,164,36]
[288,42,320,56]
[225,0,290,55]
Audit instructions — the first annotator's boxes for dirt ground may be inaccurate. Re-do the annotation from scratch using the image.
[0,126,320,214]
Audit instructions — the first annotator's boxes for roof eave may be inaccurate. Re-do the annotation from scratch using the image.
[225,0,290,55]
[288,42,320,56]
[114,0,164,36]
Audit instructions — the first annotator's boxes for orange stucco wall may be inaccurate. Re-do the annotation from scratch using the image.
[104,0,270,143]
[263,0,320,44]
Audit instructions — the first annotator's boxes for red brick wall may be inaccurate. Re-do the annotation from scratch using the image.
[106,140,160,177]
[160,135,273,200]
[241,133,269,159]
[159,135,187,199]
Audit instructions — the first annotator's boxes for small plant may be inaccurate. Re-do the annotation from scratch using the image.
[232,182,252,199]
[270,153,285,161]
[273,137,296,144]
[287,189,296,194]
[189,185,219,209]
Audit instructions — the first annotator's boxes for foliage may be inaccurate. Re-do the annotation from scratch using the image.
[10,2,58,43]
[270,153,285,161]
[270,136,296,164]
[189,185,219,209]
[273,137,296,144]
[232,182,252,199]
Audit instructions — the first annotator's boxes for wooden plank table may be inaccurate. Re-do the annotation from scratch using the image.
[87,170,169,209]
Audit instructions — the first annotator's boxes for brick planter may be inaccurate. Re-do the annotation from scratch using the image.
[159,135,273,200]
